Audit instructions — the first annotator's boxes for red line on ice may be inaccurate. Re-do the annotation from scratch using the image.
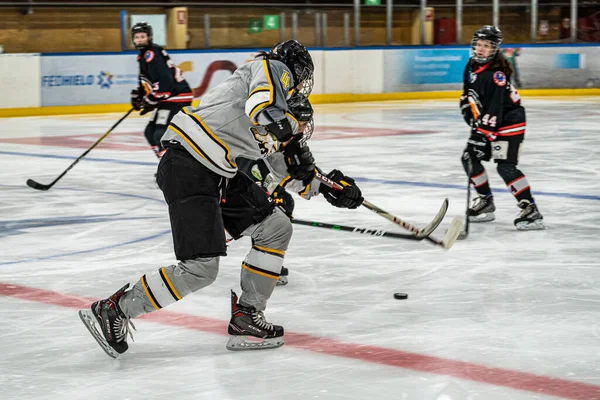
[2,282,599,400]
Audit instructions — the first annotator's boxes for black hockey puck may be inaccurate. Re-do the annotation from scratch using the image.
[394,292,408,300]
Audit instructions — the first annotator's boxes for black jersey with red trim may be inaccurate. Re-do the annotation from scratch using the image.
[462,60,526,140]
[137,44,193,104]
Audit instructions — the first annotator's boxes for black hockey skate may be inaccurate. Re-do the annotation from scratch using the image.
[226,290,284,351]
[276,266,289,286]
[514,199,545,230]
[78,284,136,359]
[468,195,496,222]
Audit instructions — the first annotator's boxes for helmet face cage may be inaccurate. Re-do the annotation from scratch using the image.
[471,25,502,64]
[287,93,314,142]
[298,74,314,97]
[131,22,153,50]
[301,119,314,143]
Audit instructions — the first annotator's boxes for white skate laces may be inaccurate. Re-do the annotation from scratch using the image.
[115,314,136,343]
[251,311,273,332]
[472,196,490,211]
[517,200,534,217]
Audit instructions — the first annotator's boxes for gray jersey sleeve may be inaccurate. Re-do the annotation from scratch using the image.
[244,59,298,134]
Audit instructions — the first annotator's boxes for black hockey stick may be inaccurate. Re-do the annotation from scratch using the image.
[291,218,423,241]
[458,157,472,240]
[26,108,135,191]
[314,171,462,249]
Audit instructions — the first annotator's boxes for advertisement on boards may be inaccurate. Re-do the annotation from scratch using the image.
[503,46,600,89]
[383,48,469,92]
[41,54,138,106]
[382,46,600,92]
[40,51,261,106]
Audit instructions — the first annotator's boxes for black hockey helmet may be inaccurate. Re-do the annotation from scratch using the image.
[287,93,314,141]
[471,25,503,64]
[131,22,153,50]
[269,40,314,97]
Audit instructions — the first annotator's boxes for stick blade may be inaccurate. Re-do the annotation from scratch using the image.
[416,198,448,238]
[442,217,463,249]
[26,179,51,191]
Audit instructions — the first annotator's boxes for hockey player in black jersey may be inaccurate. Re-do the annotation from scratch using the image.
[130,22,193,159]
[460,25,544,230]
[236,92,315,286]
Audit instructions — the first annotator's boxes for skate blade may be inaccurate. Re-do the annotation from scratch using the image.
[516,219,546,231]
[276,276,288,286]
[468,212,495,223]
[78,309,121,359]
[226,335,284,351]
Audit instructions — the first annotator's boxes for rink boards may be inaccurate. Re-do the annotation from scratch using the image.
[2,44,600,116]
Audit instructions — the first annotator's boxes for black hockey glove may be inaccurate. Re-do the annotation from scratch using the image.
[319,169,364,209]
[131,89,143,111]
[282,134,316,184]
[270,185,295,218]
[464,133,491,162]
[140,95,159,115]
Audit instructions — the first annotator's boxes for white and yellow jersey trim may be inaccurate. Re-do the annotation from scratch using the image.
[166,109,238,178]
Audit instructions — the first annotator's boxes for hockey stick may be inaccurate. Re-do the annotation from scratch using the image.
[315,171,444,238]
[458,157,472,240]
[314,172,462,249]
[292,217,461,249]
[291,218,422,241]
[26,108,135,191]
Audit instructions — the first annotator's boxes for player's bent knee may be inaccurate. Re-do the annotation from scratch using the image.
[178,257,220,292]
[253,208,293,250]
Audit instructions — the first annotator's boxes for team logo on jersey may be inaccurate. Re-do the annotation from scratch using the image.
[144,50,155,62]
[250,126,279,156]
[493,71,507,86]
[470,72,477,83]
[280,71,290,89]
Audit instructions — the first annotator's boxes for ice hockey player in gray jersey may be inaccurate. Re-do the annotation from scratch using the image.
[79,40,364,358]
[236,91,314,286]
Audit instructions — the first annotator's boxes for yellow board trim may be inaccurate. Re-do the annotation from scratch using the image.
[182,108,237,168]
[253,244,285,256]
[3,89,600,118]
[160,267,182,301]
[140,275,161,311]
[241,263,279,280]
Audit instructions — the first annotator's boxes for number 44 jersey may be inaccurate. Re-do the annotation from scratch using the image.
[462,61,526,141]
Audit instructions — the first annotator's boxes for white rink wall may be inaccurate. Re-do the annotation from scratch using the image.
[2,44,600,111]
[0,53,41,108]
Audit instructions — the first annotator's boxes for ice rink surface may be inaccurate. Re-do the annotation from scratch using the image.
[1,97,599,400]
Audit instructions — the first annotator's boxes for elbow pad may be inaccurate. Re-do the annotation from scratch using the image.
[265,118,293,143]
